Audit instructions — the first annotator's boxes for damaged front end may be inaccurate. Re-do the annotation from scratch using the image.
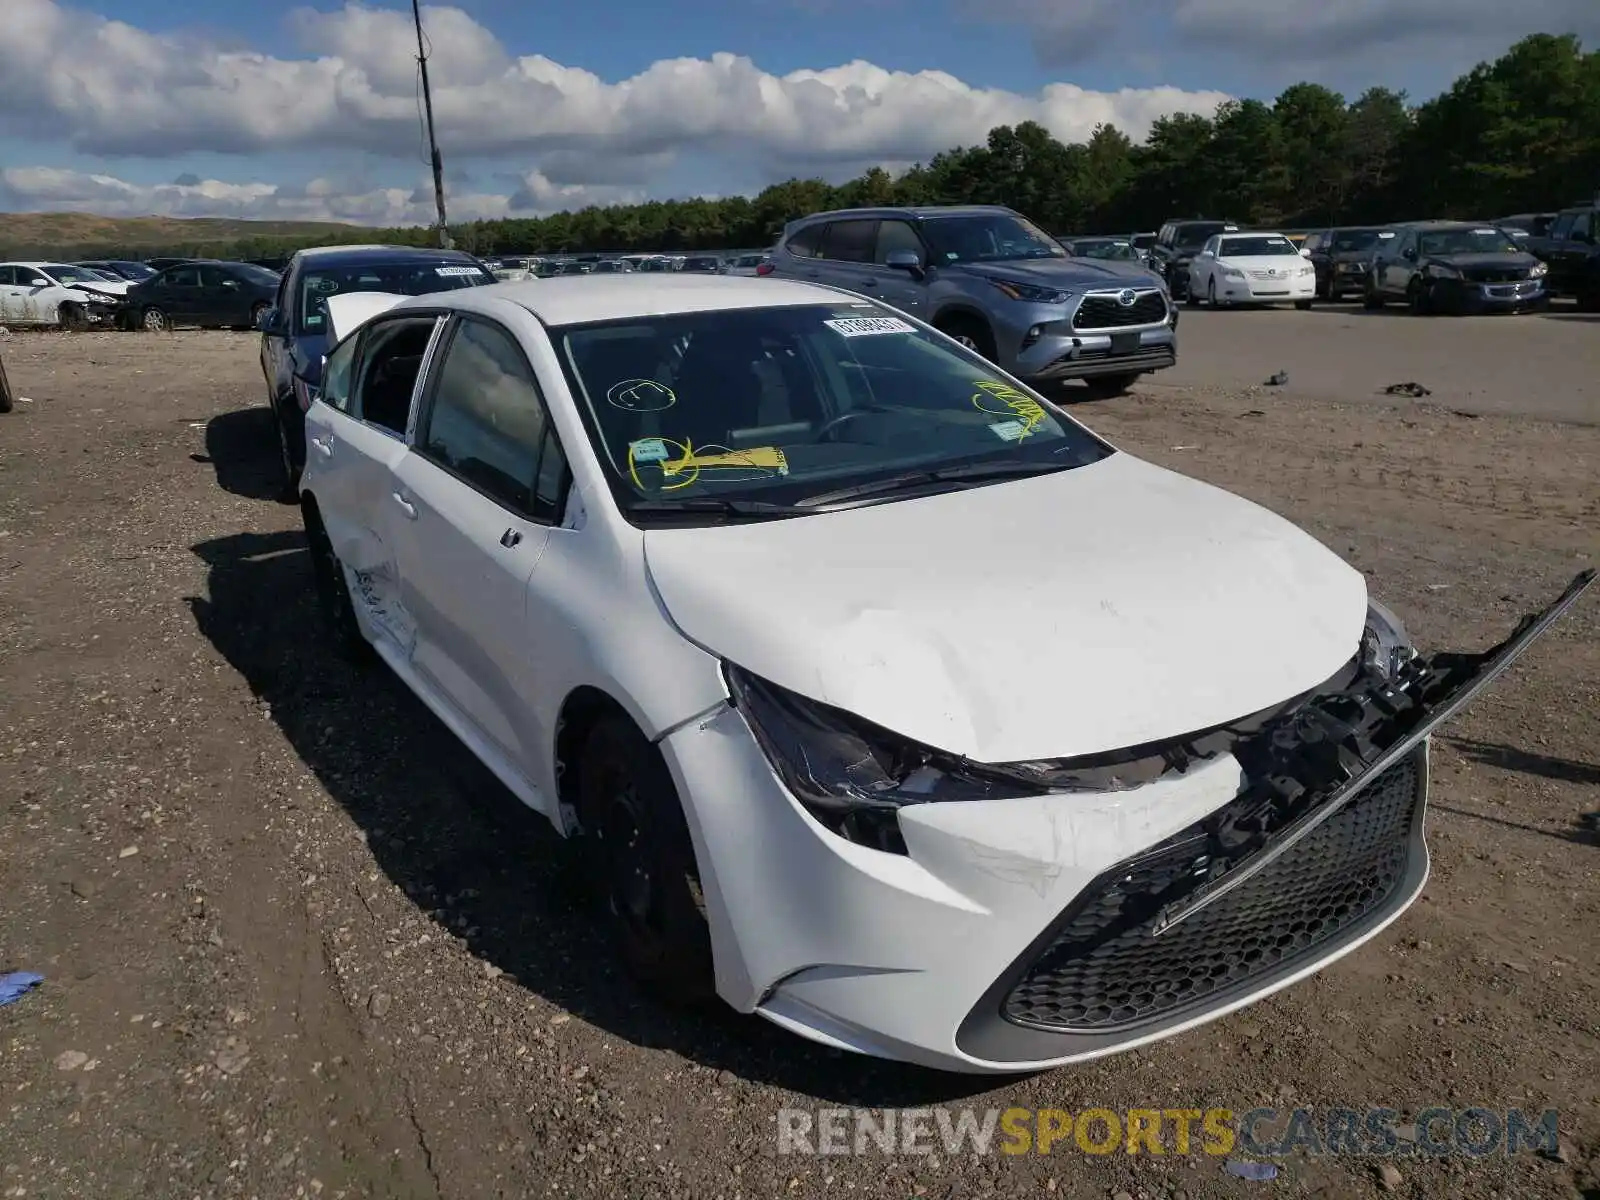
[728,570,1594,1059]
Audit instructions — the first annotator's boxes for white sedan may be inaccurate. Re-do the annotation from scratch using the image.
[1185,232,1317,308]
[0,261,127,329]
[297,274,1589,1074]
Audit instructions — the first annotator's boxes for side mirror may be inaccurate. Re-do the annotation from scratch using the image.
[1300,247,1313,258]
[221,278,239,288]
[29,277,50,288]
[1402,248,1417,261]
[884,249,924,276]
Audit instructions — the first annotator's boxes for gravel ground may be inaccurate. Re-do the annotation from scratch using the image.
[0,327,1596,1200]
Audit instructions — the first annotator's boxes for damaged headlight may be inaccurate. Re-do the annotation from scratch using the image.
[1362,598,1417,679]
[724,663,1045,855]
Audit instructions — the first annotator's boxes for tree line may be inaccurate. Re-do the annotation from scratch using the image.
[12,33,1599,261]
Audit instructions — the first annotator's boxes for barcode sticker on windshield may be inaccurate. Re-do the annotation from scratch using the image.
[435,266,483,276]
[1473,228,1498,235]
[630,438,669,463]
[1378,231,1396,237]
[824,316,914,337]
[989,420,1027,441]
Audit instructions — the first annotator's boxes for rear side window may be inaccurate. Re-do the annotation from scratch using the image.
[1550,212,1577,240]
[784,225,823,258]
[320,335,360,413]
[819,220,879,263]
[418,318,565,522]
[353,316,439,437]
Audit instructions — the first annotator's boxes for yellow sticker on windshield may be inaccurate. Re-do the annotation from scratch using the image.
[626,437,788,490]
[971,379,1047,440]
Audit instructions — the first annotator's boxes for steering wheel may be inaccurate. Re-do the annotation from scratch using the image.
[816,405,889,442]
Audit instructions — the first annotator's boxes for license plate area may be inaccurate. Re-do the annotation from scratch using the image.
[1109,331,1140,355]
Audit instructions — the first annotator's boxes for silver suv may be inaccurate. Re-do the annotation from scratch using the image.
[767,205,1177,395]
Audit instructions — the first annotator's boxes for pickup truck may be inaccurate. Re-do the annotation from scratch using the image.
[1522,206,1600,308]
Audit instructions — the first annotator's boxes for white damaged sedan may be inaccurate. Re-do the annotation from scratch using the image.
[298,274,1591,1074]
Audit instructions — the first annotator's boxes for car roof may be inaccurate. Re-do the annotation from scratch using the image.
[291,245,482,268]
[797,204,1016,223]
[393,274,855,327]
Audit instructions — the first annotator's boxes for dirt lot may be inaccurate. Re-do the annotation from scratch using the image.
[0,324,1597,1200]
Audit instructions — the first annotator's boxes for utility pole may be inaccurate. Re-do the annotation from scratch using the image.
[412,0,452,249]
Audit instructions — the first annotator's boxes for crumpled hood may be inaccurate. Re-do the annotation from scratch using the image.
[960,258,1166,292]
[68,281,127,299]
[644,453,1368,763]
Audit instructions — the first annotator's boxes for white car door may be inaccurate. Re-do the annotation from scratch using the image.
[308,311,448,655]
[1190,236,1219,296]
[0,267,22,324]
[386,313,568,777]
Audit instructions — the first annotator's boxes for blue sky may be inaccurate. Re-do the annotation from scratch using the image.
[1,0,1595,223]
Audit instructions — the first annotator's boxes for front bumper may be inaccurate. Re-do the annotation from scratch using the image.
[657,572,1592,1073]
[1433,277,1548,313]
[1005,290,1178,384]
[1213,273,1317,304]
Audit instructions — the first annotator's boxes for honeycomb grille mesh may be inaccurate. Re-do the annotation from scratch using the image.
[1073,292,1169,329]
[1002,754,1422,1033]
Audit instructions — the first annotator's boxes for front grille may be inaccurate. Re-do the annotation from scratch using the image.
[1073,291,1168,330]
[1462,267,1528,283]
[1002,752,1422,1033]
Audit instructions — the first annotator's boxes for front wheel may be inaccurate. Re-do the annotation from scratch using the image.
[1294,299,1313,311]
[1407,278,1432,315]
[58,303,88,332]
[578,715,714,1004]
[275,403,302,499]
[1362,286,1385,309]
[141,307,168,332]
[937,315,997,363]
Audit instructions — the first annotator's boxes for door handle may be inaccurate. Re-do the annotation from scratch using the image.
[310,435,333,458]
[391,491,417,519]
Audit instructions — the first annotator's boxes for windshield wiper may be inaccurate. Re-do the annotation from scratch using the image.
[627,498,801,522]
[795,460,1067,508]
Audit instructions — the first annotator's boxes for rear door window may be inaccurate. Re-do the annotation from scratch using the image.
[819,220,879,263]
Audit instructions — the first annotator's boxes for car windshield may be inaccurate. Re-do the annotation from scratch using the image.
[114,262,156,279]
[1175,224,1232,249]
[43,264,109,284]
[920,213,1067,264]
[237,264,282,287]
[297,260,491,333]
[1071,239,1137,260]
[1332,229,1385,252]
[1219,236,1298,257]
[555,302,1112,522]
[1419,228,1521,256]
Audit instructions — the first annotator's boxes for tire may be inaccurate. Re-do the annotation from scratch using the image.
[141,307,168,332]
[577,715,714,1004]
[246,302,269,332]
[1362,285,1385,309]
[1184,278,1199,307]
[58,303,88,332]
[304,506,373,665]
[1294,299,1313,311]
[0,353,12,414]
[1207,278,1220,308]
[1407,278,1431,315]
[1080,372,1141,399]
[275,403,302,499]
[937,314,998,363]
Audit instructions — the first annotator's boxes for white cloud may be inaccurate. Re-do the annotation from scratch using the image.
[976,0,1600,78]
[0,0,1229,197]
[0,166,640,224]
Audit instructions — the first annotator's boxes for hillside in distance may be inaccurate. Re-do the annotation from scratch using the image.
[0,211,389,258]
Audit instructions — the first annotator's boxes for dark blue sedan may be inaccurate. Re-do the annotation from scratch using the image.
[258,245,495,493]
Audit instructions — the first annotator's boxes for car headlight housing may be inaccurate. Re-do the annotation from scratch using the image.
[724,663,1046,854]
[1529,261,1549,278]
[1298,265,1315,277]
[991,279,1071,305]
[1221,267,1245,280]
[1427,263,1461,279]
[1362,598,1417,679]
